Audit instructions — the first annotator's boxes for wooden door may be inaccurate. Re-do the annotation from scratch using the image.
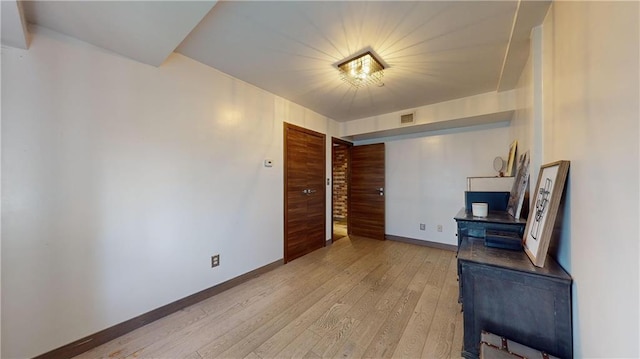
[350,143,385,240]
[284,123,326,262]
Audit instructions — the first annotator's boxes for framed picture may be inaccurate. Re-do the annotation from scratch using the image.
[507,151,530,219]
[505,140,518,176]
[523,160,570,267]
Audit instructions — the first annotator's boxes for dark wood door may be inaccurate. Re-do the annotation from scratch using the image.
[350,143,385,240]
[284,123,326,262]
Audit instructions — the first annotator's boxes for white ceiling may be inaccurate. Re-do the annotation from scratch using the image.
[14,1,550,122]
[21,1,217,66]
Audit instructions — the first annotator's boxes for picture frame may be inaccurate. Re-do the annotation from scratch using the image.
[523,160,570,267]
[505,140,518,176]
[506,151,530,219]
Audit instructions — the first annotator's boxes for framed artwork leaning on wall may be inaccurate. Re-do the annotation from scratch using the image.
[523,160,570,267]
[505,140,518,176]
[507,151,530,219]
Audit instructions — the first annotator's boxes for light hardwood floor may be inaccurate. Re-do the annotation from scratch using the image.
[76,236,463,359]
[332,221,348,241]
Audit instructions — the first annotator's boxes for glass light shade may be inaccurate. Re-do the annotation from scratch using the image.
[337,52,384,88]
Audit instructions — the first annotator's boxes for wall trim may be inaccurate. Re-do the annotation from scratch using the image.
[33,259,284,359]
[386,234,457,252]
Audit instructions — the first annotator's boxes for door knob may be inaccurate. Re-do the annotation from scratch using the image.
[378,187,384,196]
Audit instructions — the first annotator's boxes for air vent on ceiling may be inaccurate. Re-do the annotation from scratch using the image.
[400,113,415,125]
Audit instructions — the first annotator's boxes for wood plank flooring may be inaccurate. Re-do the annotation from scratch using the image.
[76,236,463,359]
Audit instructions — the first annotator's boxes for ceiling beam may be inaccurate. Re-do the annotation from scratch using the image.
[22,1,218,67]
[498,0,551,91]
[1,0,30,49]
[347,111,515,142]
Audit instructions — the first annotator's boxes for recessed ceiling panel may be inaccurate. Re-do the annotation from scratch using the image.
[177,1,518,121]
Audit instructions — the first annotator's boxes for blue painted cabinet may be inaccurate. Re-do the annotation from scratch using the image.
[454,210,572,359]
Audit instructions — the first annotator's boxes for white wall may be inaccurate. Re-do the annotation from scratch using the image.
[510,53,533,155]
[342,82,518,248]
[513,2,639,357]
[544,3,639,356]
[1,26,337,358]
[510,26,544,195]
[0,25,3,357]
[356,122,511,246]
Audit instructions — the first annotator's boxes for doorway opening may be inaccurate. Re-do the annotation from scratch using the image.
[332,138,352,242]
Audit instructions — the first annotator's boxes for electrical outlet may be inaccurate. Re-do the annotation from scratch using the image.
[211,254,220,268]
[420,223,426,231]
[437,225,443,232]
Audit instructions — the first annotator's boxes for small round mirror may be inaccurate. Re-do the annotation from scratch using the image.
[493,156,505,176]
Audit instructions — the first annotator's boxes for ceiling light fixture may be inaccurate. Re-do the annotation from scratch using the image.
[337,51,385,88]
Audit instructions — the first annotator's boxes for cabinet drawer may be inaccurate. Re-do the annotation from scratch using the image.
[457,221,524,241]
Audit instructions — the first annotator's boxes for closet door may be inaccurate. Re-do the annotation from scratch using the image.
[284,123,326,262]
